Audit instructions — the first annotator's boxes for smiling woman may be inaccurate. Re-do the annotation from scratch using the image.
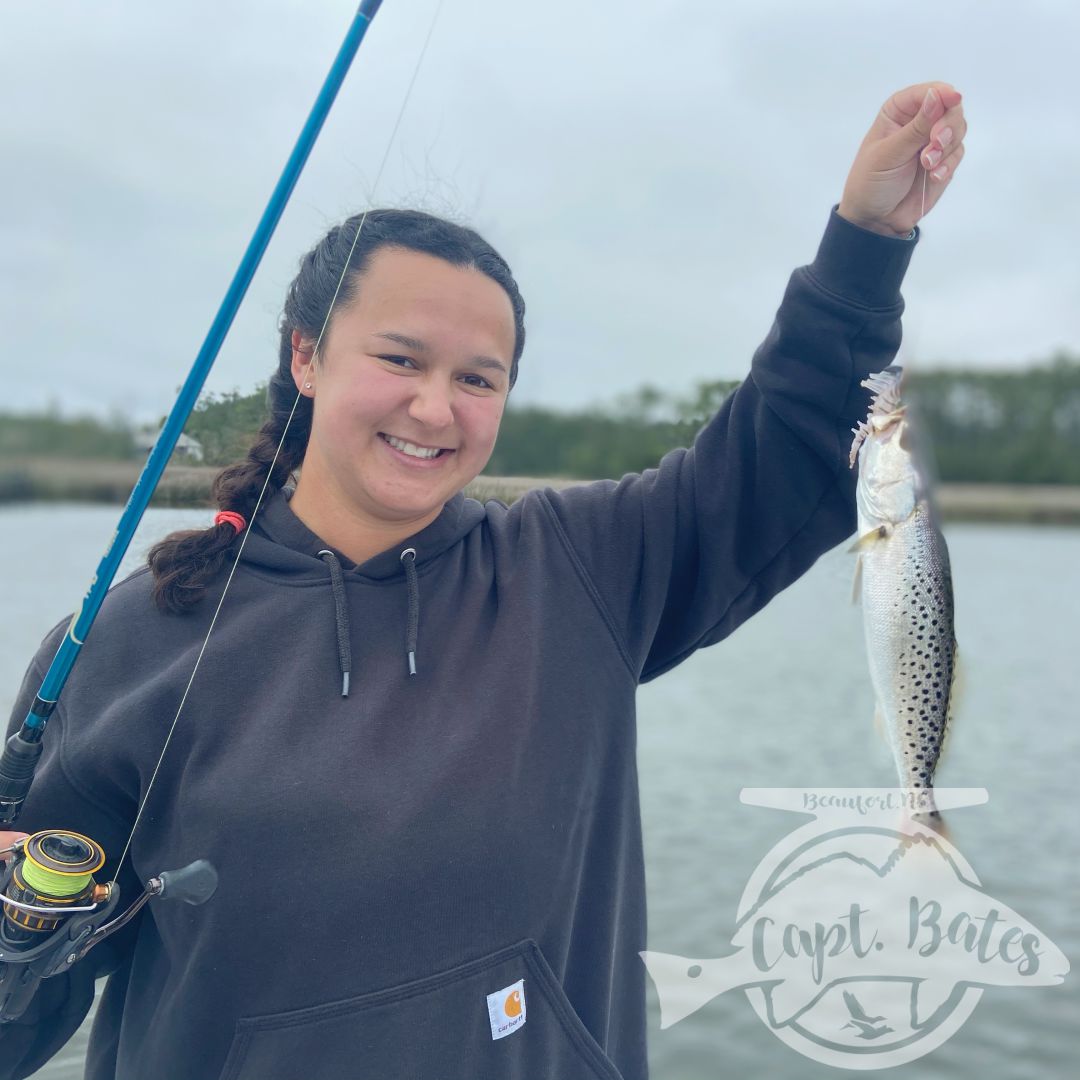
[4,79,966,1080]
[147,209,526,609]
[289,243,518,564]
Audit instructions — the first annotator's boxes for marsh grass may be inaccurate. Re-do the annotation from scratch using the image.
[2,459,1079,523]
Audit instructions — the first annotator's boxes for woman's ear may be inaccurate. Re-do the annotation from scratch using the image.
[290,330,316,396]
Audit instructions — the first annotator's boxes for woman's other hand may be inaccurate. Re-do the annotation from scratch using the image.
[838,81,966,237]
[1,831,28,863]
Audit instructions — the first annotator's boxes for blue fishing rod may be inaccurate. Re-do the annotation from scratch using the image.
[0,0,386,1022]
[1,0,383,823]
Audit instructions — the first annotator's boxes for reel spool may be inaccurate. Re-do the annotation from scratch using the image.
[0,830,216,1022]
[2,831,106,946]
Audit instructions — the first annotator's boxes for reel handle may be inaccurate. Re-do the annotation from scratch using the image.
[57,861,219,974]
[155,860,218,906]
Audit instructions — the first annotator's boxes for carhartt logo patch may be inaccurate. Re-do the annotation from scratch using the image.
[486,978,526,1040]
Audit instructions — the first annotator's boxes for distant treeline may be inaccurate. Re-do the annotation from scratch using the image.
[904,357,1080,484]
[4,355,1079,484]
[0,411,134,460]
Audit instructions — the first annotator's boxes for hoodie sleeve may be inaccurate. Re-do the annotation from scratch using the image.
[1,628,138,1080]
[540,207,917,683]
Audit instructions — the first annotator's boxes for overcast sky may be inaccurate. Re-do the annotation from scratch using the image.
[2,0,1077,421]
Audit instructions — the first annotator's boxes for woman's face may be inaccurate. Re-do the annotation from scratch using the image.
[292,246,516,529]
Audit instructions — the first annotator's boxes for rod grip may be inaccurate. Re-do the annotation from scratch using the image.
[0,731,44,826]
[0,962,43,1024]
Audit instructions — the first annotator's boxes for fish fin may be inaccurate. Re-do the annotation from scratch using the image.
[935,640,962,768]
[950,641,964,716]
[873,702,888,745]
[851,554,863,605]
[848,525,890,554]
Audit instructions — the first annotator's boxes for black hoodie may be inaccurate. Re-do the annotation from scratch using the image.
[2,208,915,1080]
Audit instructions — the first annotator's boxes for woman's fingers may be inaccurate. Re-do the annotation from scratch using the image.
[928,140,966,182]
[1,831,28,860]
[930,109,967,152]
[881,81,961,130]
[921,109,966,171]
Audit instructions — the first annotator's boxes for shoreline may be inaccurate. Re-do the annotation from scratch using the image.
[3,458,1080,525]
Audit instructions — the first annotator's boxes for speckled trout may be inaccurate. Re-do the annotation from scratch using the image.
[849,367,957,825]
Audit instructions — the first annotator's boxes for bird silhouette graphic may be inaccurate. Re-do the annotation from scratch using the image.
[841,991,893,1039]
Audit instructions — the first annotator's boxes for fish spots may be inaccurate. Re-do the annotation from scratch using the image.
[855,469,956,800]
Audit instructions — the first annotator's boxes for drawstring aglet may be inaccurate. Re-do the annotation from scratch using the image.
[341,672,350,697]
[400,547,419,677]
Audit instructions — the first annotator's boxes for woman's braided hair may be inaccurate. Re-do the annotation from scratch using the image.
[147,209,526,613]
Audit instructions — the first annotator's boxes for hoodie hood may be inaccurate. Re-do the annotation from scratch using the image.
[243,489,486,581]
[239,489,487,689]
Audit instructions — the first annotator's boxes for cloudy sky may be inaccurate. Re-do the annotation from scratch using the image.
[2,0,1077,421]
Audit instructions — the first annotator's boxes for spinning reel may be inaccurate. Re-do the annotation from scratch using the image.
[0,830,217,1022]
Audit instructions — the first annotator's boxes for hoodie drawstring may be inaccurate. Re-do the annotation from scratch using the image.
[400,547,419,676]
[317,550,352,697]
[317,546,421,694]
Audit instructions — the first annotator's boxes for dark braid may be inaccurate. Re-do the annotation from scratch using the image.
[147,208,526,613]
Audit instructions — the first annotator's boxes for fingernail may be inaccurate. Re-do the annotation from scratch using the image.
[931,164,948,180]
[922,88,938,116]
[936,126,953,149]
[923,147,943,168]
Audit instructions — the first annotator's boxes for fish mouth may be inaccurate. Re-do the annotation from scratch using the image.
[849,367,907,467]
[862,367,905,418]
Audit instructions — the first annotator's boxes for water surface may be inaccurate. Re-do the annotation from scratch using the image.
[1,506,1075,1079]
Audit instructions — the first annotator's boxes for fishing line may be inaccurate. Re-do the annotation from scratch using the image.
[113,0,446,883]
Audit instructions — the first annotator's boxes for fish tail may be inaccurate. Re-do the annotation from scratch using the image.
[902,789,951,844]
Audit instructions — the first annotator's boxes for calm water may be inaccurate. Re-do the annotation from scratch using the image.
[1,504,1076,1079]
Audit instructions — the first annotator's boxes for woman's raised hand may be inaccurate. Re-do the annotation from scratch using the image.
[838,81,966,237]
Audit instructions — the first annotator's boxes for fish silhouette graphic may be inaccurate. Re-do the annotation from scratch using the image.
[641,788,1069,1069]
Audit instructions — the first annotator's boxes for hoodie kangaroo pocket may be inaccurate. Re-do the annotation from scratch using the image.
[217,938,625,1080]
